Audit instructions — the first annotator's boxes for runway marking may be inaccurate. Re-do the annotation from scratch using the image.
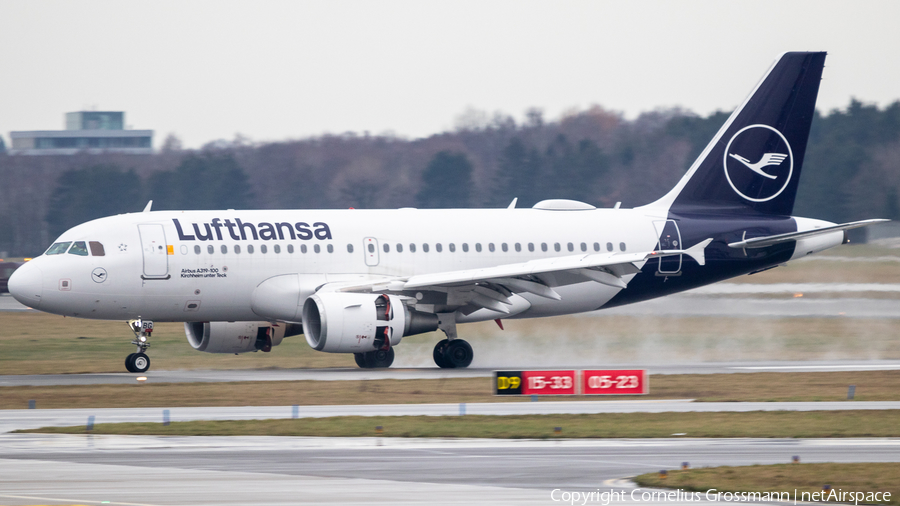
[0,494,161,506]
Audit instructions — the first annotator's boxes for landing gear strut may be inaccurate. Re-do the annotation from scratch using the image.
[125,318,153,373]
[354,348,395,368]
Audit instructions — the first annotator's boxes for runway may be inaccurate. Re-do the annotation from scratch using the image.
[2,435,899,505]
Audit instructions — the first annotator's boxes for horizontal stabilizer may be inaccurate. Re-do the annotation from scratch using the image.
[728,219,889,249]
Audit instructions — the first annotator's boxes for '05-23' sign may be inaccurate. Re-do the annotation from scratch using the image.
[495,370,648,396]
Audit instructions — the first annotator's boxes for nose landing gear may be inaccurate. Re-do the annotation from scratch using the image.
[125,318,153,373]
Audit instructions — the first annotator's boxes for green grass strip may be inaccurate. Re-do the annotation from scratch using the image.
[635,463,899,506]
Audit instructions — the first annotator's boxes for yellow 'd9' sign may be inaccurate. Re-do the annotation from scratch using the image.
[494,371,523,395]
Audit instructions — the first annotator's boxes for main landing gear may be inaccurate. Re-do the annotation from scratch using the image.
[433,339,473,368]
[432,315,473,368]
[125,318,153,373]
[354,348,395,368]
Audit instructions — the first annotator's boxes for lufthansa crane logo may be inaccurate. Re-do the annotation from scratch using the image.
[723,124,793,202]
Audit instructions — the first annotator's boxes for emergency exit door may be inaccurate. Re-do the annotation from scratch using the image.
[653,220,682,275]
[363,237,380,266]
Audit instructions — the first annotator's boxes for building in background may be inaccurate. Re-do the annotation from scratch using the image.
[9,111,153,155]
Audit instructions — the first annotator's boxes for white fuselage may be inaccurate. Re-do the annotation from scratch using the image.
[18,207,668,323]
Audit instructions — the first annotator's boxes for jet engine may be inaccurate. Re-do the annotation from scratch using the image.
[302,293,439,353]
[185,321,301,354]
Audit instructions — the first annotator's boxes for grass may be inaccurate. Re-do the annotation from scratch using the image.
[3,370,898,409]
[18,410,900,438]
[635,463,899,506]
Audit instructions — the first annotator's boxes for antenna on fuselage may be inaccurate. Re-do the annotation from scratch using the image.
[507,198,518,209]
[142,200,153,213]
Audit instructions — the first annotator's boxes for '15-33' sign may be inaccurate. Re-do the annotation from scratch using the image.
[495,370,647,396]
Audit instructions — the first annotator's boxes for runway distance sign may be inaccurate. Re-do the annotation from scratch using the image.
[582,369,648,395]
[495,370,577,396]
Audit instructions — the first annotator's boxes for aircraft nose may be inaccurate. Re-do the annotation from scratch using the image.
[8,262,43,309]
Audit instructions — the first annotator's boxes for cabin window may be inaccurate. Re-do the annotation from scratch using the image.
[383,243,390,253]
[501,243,508,252]
[515,243,521,252]
[396,243,403,253]
[314,244,321,253]
[194,245,201,254]
[619,242,626,252]
[552,243,560,252]
[260,245,268,254]
[488,243,495,252]
[462,243,469,252]
[409,243,416,253]
[347,244,354,253]
[46,242,72,255]
[288,244,295,254]
[234,245,241,254]
[607,242,613,252]
[528,243,535,252]
[248,245,255,254]
[436,243,442,252]
[475,243,482,252]
[581,242,587,252]
[327,244,334,253]
[449,243,456,252]
[301,244,307,254]
[568,242,574,252]
[368,244,375,253]
[422,243,430,253]
[274,244,281,254]
[541,243,548,252]
[593,242,600,252]
[68,241,89,256]
[89,241,105,256]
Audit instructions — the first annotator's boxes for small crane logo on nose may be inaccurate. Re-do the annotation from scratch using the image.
[92,267,108,283]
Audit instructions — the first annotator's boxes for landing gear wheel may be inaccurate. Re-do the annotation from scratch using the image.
[433,339,451,368]
[125,353,136,373]
[131,353,150,373]
[354,349,395,368]
[444,339,473,369]
[369,348,394,368]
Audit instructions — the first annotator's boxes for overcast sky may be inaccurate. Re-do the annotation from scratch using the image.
[1,0,899,149]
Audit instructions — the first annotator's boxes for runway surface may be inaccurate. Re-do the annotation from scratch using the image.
[2,435,899,505]
[4,359,900,387]
[5,400,900,433]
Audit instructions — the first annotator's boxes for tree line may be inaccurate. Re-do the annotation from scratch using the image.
[0,99,898,256]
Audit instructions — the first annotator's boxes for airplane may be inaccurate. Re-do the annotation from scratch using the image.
[8,51,887,373]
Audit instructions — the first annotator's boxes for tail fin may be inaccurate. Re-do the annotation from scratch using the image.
[649,52,826,216]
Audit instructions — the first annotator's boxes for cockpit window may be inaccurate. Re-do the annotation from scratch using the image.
[46,242,72,255]
[68,241,89,256]
[89,241,105,256]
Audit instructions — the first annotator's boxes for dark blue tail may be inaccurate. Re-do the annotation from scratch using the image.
[652,52,826,216]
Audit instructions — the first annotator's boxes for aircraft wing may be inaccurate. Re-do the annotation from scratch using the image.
[727,219,888,249]
[328,238,713,314]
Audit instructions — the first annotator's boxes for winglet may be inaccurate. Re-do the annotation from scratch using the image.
[142,200,153,213]
[685,238,713,266]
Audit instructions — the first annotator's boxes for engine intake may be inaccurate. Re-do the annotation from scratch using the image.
[185,321,300,354]
[302,293,439,353]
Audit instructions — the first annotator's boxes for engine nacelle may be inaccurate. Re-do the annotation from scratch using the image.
[185,321,299,354]
[302,293,439,353]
